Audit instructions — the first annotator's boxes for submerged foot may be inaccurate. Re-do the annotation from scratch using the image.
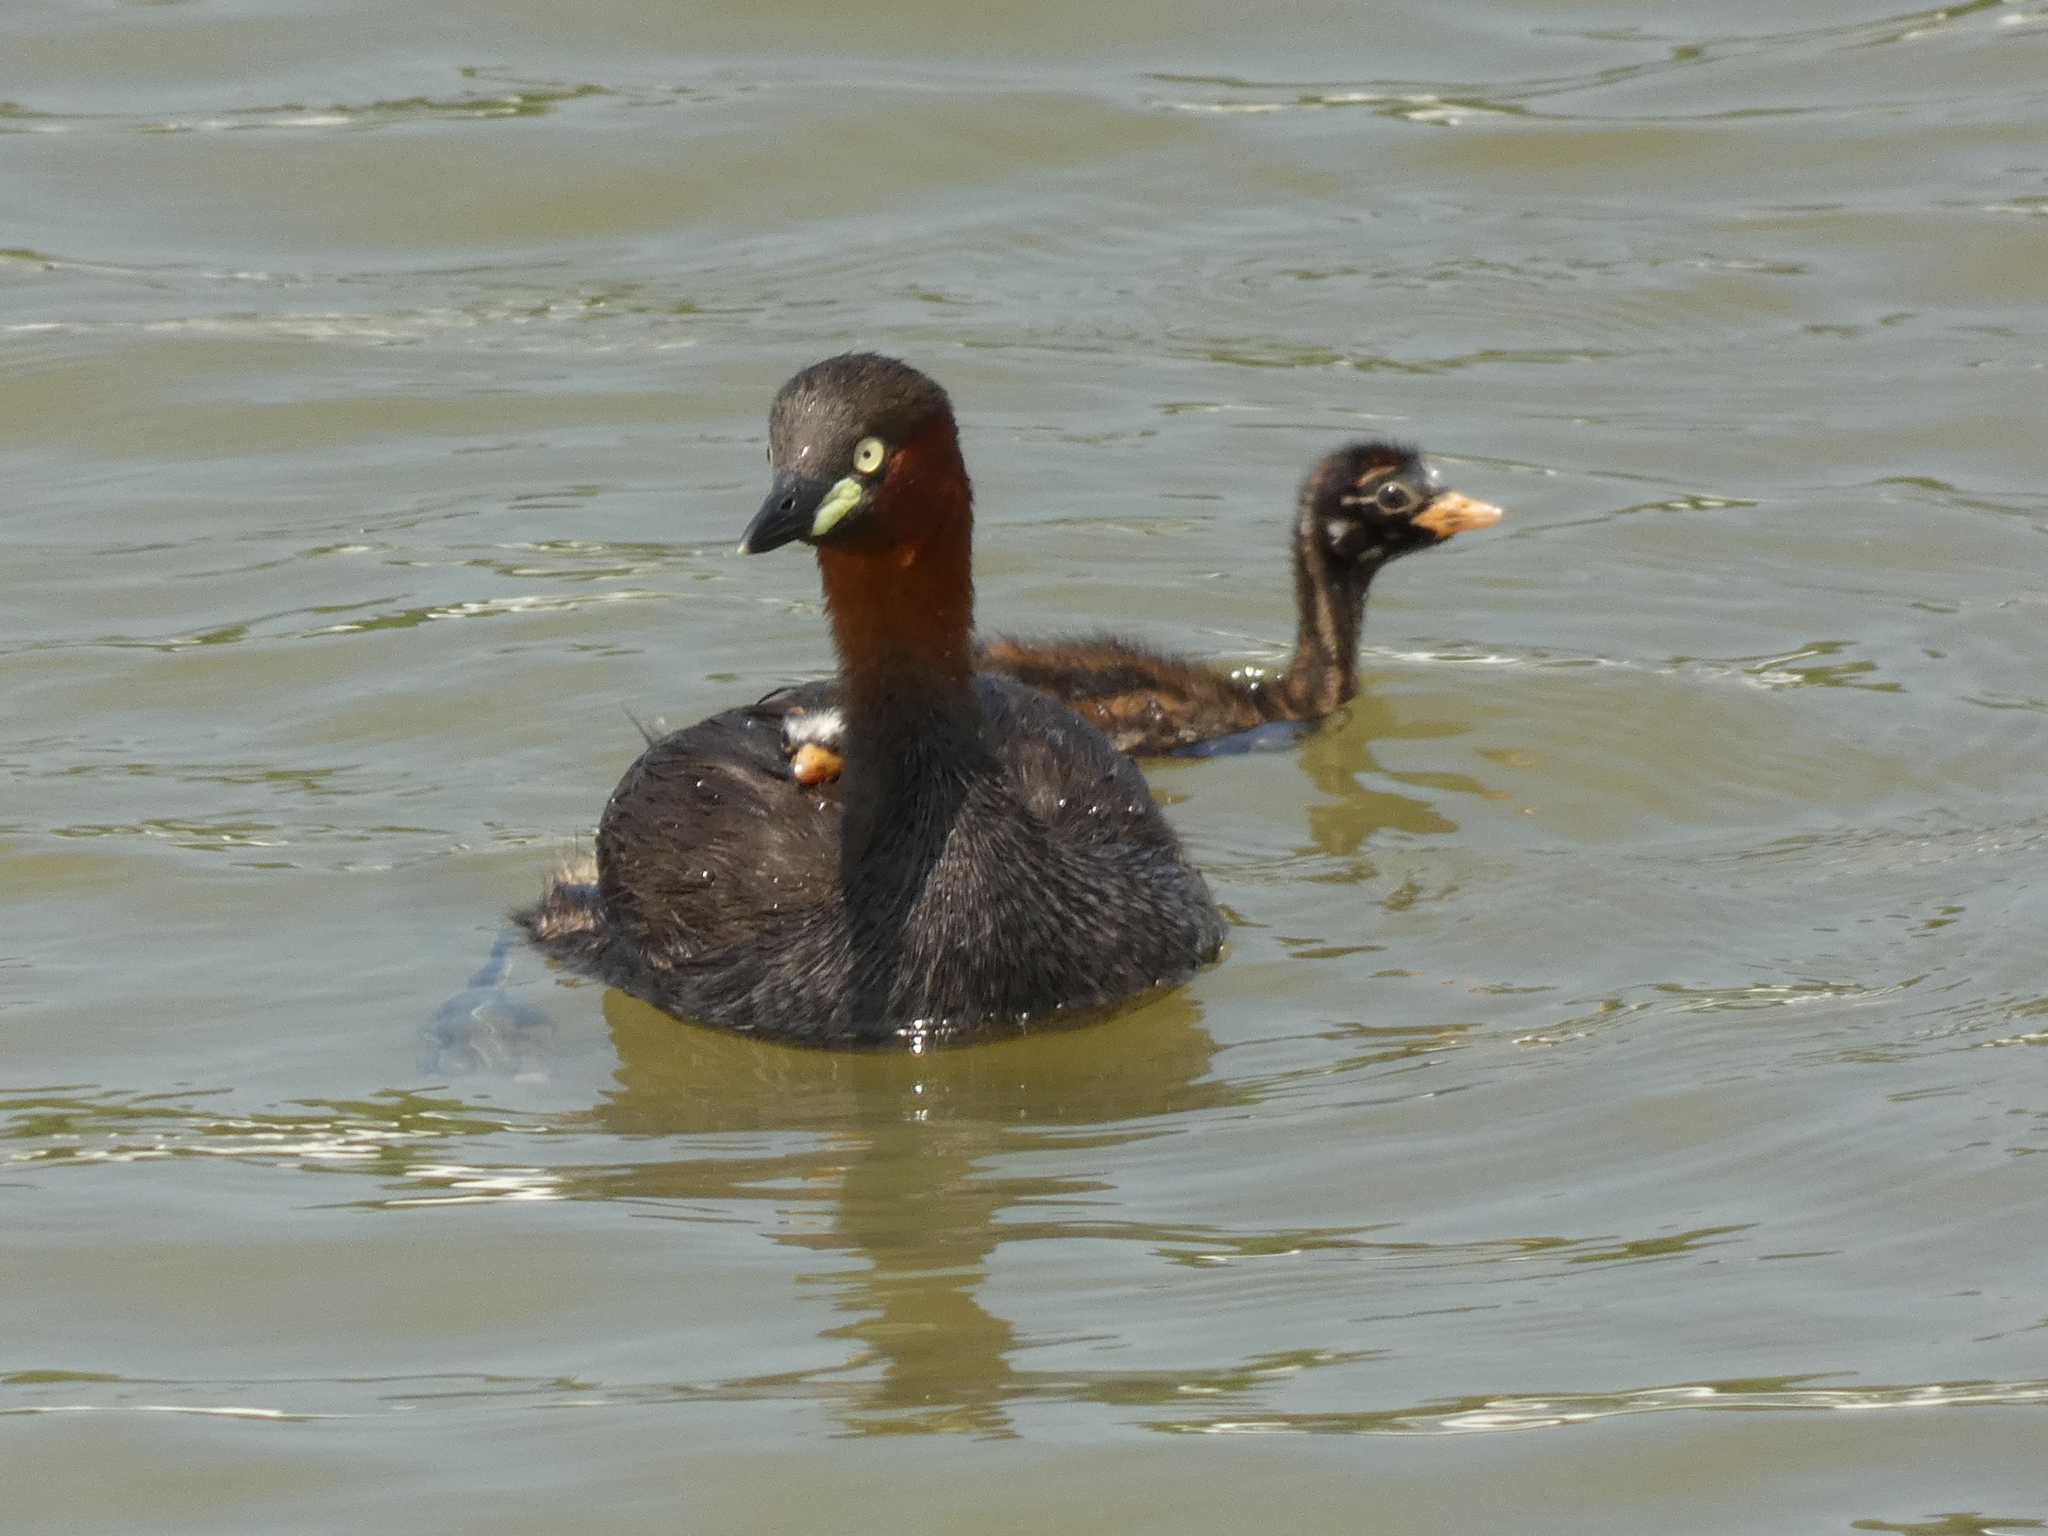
[426,915,563,1077]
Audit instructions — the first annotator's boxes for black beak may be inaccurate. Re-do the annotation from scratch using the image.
[739,471,832,555]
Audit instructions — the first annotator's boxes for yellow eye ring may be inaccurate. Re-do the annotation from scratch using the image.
[852,436,887,475]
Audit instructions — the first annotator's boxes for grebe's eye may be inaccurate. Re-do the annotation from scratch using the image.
[1376,480,1417,514]
[852,436,887,475]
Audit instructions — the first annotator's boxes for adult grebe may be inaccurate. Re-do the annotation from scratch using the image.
[522,353,1223,1046]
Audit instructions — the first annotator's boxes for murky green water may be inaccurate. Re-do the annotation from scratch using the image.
[6,0,2047,1529]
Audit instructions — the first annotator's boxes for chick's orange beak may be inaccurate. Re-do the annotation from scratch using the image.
[1412,491,1504,539]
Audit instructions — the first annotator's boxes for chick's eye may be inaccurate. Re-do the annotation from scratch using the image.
[1376,481,1417,514]
[852,436,887,475]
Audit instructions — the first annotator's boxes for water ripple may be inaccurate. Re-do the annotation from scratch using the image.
[1155,1375,2048,1436]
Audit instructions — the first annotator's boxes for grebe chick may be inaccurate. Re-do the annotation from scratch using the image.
[783,442,1501,772]
[520,353,1223,1047]
[981,443,1500,754]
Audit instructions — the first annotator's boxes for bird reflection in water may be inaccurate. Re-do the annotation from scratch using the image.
[555,986,1240,1437]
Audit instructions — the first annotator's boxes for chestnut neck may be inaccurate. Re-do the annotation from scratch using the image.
[1278,497,1382,718]
[814,418,978,738]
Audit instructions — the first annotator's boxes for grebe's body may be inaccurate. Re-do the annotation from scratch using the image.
[982,443,1502,755]
[522,354,1222,1046]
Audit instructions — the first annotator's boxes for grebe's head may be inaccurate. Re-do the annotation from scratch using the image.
[1301,441,1502,572]
[740,353,965,556]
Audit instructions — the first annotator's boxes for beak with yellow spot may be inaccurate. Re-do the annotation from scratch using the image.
[739,471,869,555]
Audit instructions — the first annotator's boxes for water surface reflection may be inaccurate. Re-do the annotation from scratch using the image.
[575,989,1234,1435]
